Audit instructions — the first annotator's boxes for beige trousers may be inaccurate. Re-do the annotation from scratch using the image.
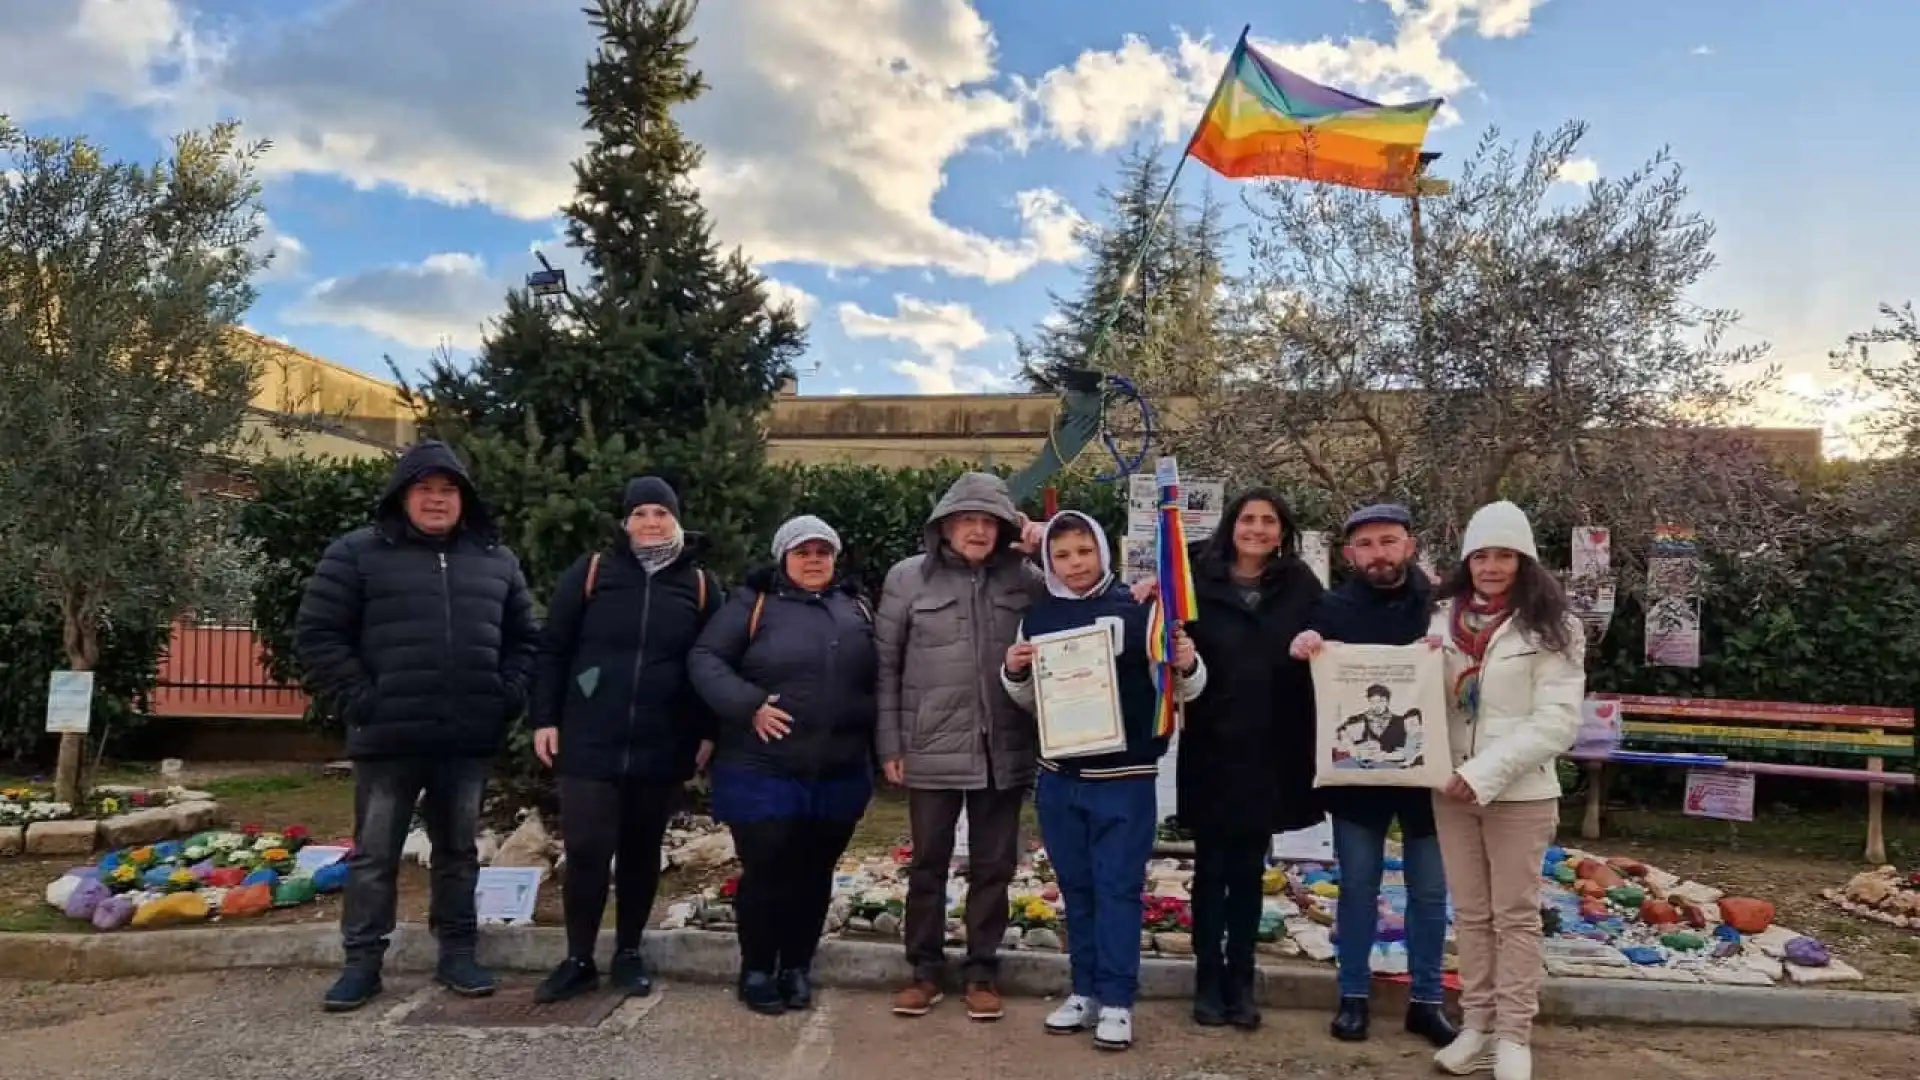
[1431,795,1559,1045]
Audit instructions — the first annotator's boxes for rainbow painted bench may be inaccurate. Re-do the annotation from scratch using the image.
[1574,694,1917,864]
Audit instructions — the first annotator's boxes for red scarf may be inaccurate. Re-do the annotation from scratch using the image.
[1449,593,1513,713]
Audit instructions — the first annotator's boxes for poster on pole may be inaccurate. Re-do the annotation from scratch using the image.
[1645,525,1701,668]
[1299,530,1332,587]
[1567,526,1617,639]
[1121,473,1222,584]
[45,671,94,734]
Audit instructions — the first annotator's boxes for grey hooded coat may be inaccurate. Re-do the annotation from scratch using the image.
[873,472,1046,790]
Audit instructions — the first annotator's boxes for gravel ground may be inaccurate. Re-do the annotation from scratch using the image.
[3,970,1918,1080]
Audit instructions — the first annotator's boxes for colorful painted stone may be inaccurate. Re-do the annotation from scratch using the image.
[221,883,272,918]
[1711,924,1742,943]
[1640,899,1679,925]
[1718,897,1776,934]
[241,868,279,889]
[1578,860,1625,889]
[62,878,110,921]
[312,862,349,893]
[1310,881,1339,898]
[1606,885,1645,908]
[273,877,316,907]
[1622,945,1664,965]
[130,892,210,929]
[205,867,246,889]
[1553,863,1577,885]
[90,895,134,931]
[1783,936,1831,967]
[1660,931,1705,952]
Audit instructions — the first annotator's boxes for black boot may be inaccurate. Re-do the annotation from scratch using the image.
[1330,995,1370,1041]
[1224,972,1261,1031]
[435,954,498,998]
[1192,961,1228,1026]
[534,957,600,1004]
[1405,1001,1459,1048]
[738,970,787,1016]
[778,968,815,1010]
[610,948,653,997]
[322,965,383,1013]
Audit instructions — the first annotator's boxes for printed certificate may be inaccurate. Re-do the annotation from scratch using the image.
[1031,623,1127,759]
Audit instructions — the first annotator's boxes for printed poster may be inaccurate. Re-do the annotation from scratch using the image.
[1682,770,1755,822]
[1310,642,1452,789]
[1567,526,1616,638]
[1299,530,1331,587]
[1645,524,1701,668]
[45,670,93,734]
[1573,697,1622,757]
[1121,471,1222,585]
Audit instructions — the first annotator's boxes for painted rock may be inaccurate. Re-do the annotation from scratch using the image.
[1677,901,1709,929]
[205,867,246,889]
[1553,864,1578,885]
[1718,897,1776,934]
[1540,906,1563,935]
[91,895,135,930]
[1639,899,1679,926]
[1710,939,1741,959]
[1622,946,1664,965]
[189,859,219,880]
[140,866,175,890]
[1575,879,1606,899]
[1310,882,1339,898]
[1544,845,1567,865]
[153,840,184,862]
[1577,860,1624,889]
[221,883,273,918]
[1783,936,1831,967]
[1711,924,1742,943]
[130,892,210,929]
[1660,931,1705,952]
[242,868,280,889]
[1608,857,1649,878]
[62,877,111,921]
[1578,899,1610,922]
[312,862,349,893]
[1606,885,1646,908]
[45,874,84,910]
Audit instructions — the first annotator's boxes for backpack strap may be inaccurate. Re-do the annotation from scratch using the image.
[697,569,708,613]
[584,552,603,600]
[747,591,767,640]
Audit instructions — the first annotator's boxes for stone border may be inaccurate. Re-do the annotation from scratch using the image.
[0,924,1912,1032]
[0,800,225,857]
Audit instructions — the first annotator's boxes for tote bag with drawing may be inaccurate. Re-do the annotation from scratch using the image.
[1311,641,1453,789]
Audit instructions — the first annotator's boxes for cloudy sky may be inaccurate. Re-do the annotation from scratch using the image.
[1,0,1910,439]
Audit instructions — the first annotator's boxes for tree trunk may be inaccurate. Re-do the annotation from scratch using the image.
[55,597,99,807]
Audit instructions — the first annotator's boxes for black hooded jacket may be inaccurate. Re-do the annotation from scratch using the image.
[688,564,878,780]
[293,440,540,760]
[531,532,723,782]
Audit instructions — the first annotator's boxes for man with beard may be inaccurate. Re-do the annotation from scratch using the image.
[1290,504,1456,1048]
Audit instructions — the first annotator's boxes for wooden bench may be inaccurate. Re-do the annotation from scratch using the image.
[1575,694,1917,863]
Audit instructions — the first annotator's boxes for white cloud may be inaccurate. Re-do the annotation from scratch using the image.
[838,294,1010,393]
[17,0,1084,284]
[762,279,819,325]
[1690,44,1715,56]
[1024,0,1549,151]
[284,252,502,349]
[252,215,309,283]
[1554,157,1600,185]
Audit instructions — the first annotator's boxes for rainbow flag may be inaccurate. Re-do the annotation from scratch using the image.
[1187,34,1442,195]
[1145,457,1199,738]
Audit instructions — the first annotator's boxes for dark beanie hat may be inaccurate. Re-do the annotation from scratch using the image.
[622,476,680,519]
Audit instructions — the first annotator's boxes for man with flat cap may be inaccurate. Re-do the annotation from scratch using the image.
[1289,503,1457,1048]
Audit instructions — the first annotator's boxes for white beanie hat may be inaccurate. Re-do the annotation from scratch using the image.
[1460,500,1539,562]
[771,514,842,559]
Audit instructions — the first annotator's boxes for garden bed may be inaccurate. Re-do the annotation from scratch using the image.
[0,785,224,857]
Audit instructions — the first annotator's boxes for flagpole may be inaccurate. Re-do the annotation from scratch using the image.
[1079,25,1249,388]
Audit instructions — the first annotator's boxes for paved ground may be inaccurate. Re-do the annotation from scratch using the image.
[2,970,1917,1080]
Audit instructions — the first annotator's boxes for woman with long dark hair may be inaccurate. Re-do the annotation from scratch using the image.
[1426,501,1584,1080]
[1177,488,1324,1030]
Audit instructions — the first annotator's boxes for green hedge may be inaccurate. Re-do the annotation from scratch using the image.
[0,595,166,764]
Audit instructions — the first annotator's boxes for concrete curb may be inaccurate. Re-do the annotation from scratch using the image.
[1,924,1913,1032]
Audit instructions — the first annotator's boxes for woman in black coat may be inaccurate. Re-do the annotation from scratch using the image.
[687,514,878,1016]
[528,476,722,1005]
[1178,487,1324,1030]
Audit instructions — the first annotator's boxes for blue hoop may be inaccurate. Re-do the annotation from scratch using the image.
[1095,374,1156,483]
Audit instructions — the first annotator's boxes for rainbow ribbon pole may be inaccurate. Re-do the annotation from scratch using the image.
[1145,456,1200,737]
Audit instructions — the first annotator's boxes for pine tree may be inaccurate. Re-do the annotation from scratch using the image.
[1018,145,1230,398]
[408,0,804,585]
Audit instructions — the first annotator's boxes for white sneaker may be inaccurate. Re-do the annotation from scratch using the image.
[1044,994,1096,1034]
[1434,1028,1496,1075]
[1093,1006,1133,1051]
[1492,1039,1531,1080]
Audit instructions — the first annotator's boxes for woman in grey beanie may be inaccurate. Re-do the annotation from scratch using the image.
[688,514,879,1015]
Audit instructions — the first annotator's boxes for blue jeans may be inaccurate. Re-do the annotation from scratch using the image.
[1331,815,1447,1003]
[1035,770,1158,1009]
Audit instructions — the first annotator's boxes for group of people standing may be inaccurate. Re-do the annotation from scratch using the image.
[294,439,1584,1080]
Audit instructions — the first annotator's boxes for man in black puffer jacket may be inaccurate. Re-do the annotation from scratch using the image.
[295,439,539,1013]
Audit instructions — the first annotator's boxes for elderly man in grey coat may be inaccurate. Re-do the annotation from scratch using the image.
[875,471,1045,1023]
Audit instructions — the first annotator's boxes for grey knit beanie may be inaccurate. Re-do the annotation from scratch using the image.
[771,515,842,559]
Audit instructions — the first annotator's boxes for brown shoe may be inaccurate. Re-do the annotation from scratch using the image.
[891,981,943,1017]
[964,982,1004,1021]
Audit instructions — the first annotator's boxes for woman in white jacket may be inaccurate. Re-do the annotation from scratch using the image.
[1427,502,1584,1080]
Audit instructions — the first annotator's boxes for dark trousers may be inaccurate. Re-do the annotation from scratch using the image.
[342,756,488,969]
[1191,827,1270,984]
[557,775,679,961]
[1035,770,1157,1008]
[729,816,859,974]
[904,784,1025,985]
